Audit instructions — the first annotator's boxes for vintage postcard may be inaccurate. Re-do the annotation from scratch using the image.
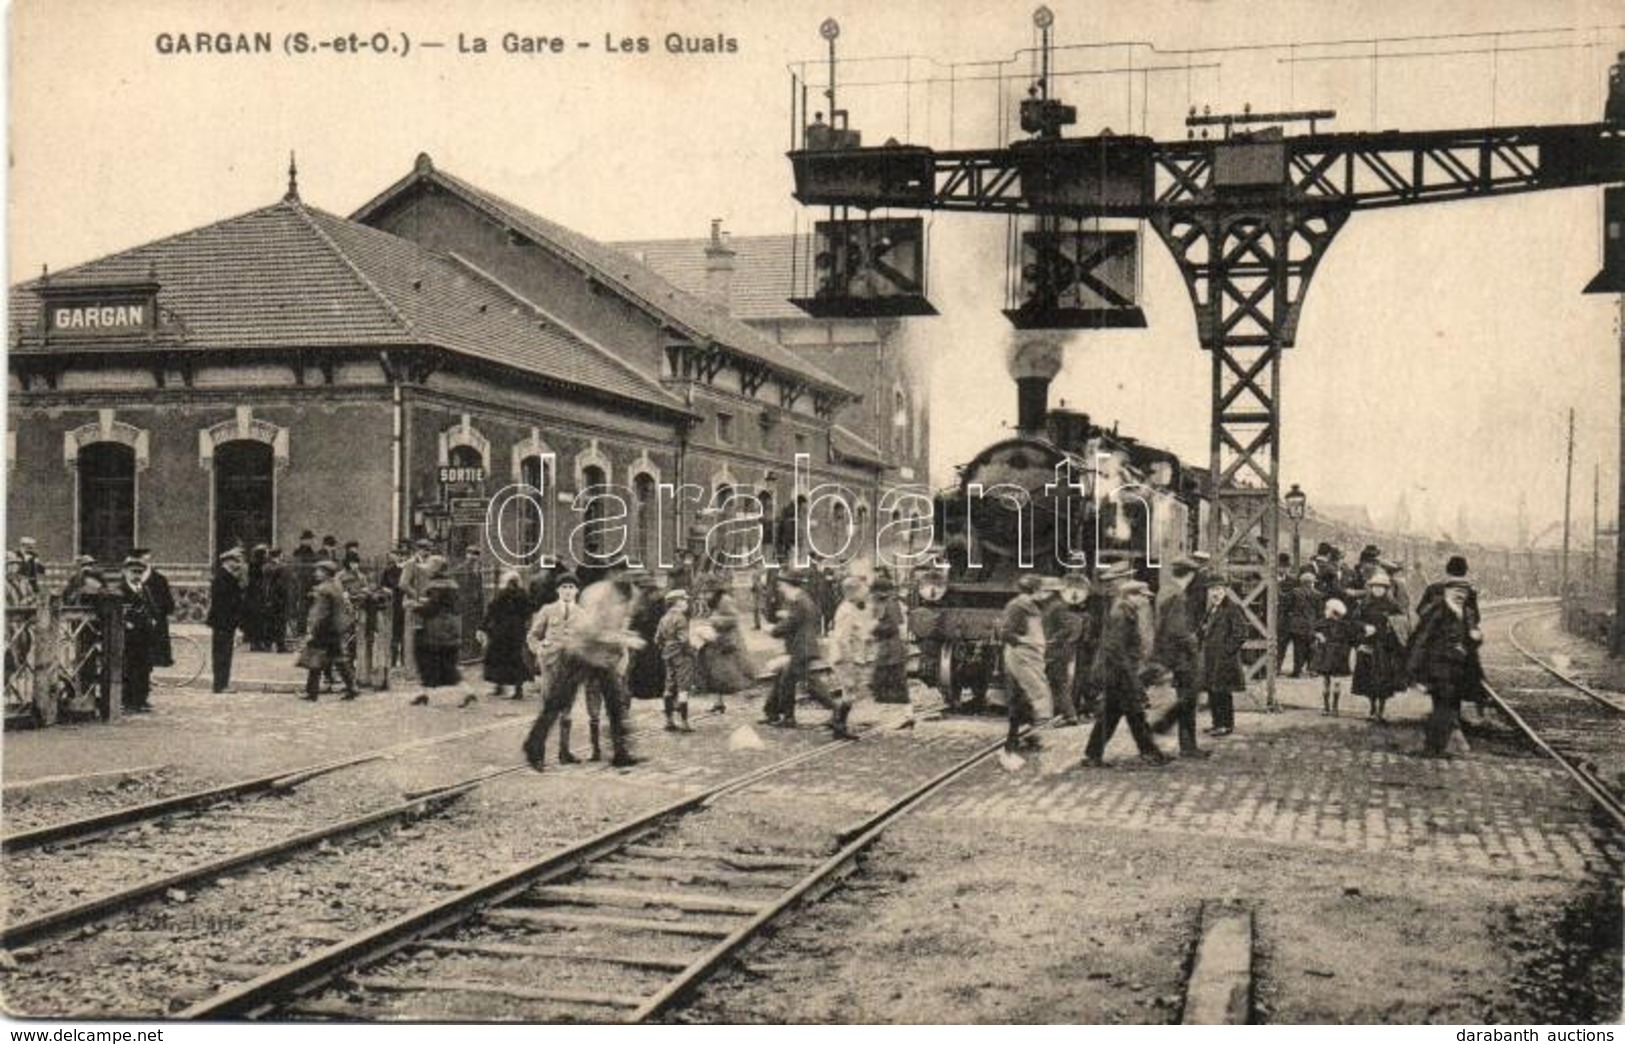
[4,0,1622,1030]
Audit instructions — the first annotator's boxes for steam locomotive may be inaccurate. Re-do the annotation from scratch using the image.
[908,347,1207,711]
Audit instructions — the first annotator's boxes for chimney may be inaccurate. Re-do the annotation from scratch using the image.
[703,218,736,310]
[1005,337,1064,438]
[1016,379,1049,436]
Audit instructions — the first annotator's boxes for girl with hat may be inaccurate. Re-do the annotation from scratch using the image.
[1350,572,1405,722]
[480,570,533,700]
[1313,598,1355,716]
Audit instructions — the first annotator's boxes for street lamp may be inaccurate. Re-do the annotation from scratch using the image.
[1284,484,1308,572]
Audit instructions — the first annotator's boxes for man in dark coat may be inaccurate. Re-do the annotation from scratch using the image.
[1199,584,1249,735]
[763,567,853,736]
[1413,555,1486,716]
[206,548,248,693]
[117,557,159,713]
[381,545,407,667]
[1083,563,1168,767]
[1150,557,1208,758]
[262,548,290,653]
[298,559,359,701]
[290,530,318,636]
[1407,577,1482,757]
[1279,568,1323,677]
[132,549,175,669]
[245,545,269,651]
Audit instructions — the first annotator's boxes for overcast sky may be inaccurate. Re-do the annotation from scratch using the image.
[9,0,1624,547]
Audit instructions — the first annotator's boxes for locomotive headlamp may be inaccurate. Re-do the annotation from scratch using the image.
[1060,573,1089,605]
[916,568,949,603]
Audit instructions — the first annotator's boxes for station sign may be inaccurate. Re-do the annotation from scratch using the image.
[41,283,159,338]
[449,498,487,527]
[438,465,486,486]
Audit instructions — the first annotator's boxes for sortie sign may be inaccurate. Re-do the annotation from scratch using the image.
[438,465,486,486]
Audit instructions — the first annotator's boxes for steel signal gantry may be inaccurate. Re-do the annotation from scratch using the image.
[789,45,1625,696]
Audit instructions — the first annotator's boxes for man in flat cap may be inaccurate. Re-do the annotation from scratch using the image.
[1083,562,1168,768]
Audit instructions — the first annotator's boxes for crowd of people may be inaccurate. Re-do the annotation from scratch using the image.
[1275,543,1487,756]
[6,527,1489,765]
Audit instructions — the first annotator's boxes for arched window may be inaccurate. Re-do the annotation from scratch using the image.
[581,464,608,568]
[758,490,777,563]
[856,503,871,557]
[78,442,135,562]
[447,444,485,559]
[633,472,658,567]
[214,440,274,557]
[519,454,555,564]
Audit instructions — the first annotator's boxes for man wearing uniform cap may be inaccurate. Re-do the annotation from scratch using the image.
[1083,563,1169,768]
[206,547,249,693]
[117,556,160,713]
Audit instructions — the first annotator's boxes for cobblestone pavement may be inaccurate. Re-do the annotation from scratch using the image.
[915,679,1618,881]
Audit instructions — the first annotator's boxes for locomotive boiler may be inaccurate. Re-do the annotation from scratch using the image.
[908,339,1205,711]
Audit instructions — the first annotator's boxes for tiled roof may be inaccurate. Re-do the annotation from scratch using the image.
[350,160,854,401]
[9,198,690,415]
[613,234,807,323]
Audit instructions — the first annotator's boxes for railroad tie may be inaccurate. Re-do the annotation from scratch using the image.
[482,909,735,938]
[525,885,762,917]
[350,976,639,1008]
[620,844,821,871]
[413,940,690,972]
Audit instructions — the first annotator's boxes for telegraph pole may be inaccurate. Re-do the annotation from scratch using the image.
[1616,295,1625,655]
[1563,408,1574,612]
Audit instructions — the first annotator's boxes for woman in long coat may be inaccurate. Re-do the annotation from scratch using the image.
[481,569,532,699]
[1197,586,1248,735]
[697,579,754,708]
[412,557,464,706]
[1350,572,1406,721]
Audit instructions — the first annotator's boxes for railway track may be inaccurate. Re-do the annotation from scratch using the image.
[177,714,1009,1022]
[0,717,546,948]
[1477,604,1625,830]
[1,716,528,853]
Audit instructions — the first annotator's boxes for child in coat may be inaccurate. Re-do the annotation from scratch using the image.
[657,589,695,733]
[1313,598,1355,716]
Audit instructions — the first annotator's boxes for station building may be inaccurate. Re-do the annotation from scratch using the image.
[7,155,921,574]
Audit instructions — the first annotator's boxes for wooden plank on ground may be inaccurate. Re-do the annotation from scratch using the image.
[620,845,820,870]
[1182,904,1254,1025]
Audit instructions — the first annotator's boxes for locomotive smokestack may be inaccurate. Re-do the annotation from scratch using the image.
[1006,336,1064,436]
[1016,378,1049,435]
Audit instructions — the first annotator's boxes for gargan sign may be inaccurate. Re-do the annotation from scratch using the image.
[41,286,158,337]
